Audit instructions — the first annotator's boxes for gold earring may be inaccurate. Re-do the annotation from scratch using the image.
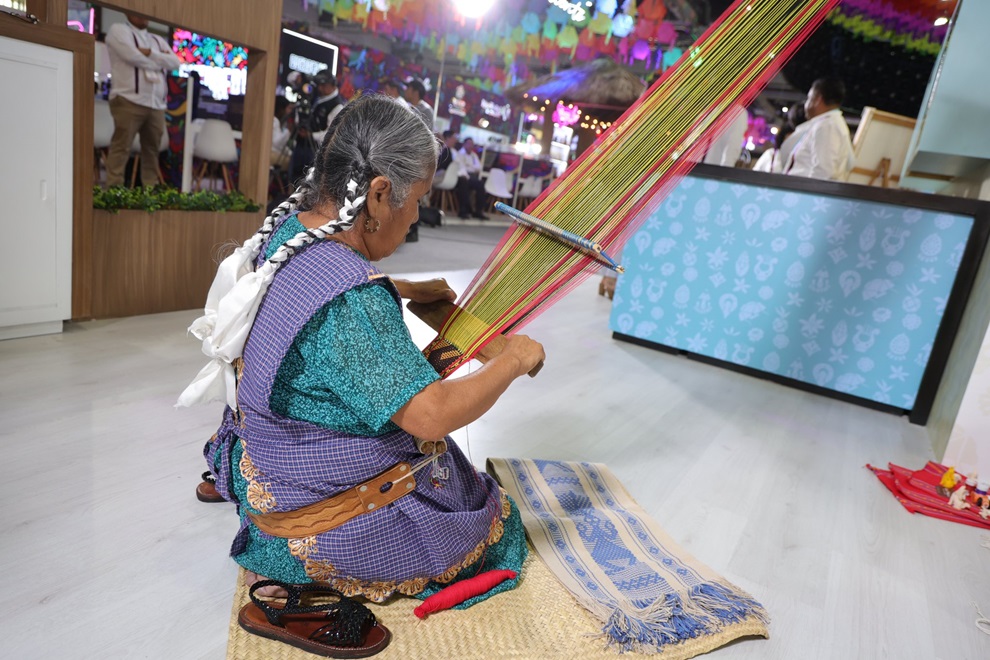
[364,215,381,234]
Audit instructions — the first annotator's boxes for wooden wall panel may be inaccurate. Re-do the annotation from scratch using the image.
[240,48,279,206]
[92,0,284,205]
[90,210,264,318]
[93,1,282,51]
[25,0,68,24]
[72,38,93,319]
[19,0,284,317]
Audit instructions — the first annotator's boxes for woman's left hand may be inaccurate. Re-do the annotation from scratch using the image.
[397,278,457,304]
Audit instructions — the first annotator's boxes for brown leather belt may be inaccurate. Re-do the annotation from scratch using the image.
[247,462,416,538]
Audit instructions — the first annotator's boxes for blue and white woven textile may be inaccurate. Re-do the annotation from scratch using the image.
[488,458,769,655]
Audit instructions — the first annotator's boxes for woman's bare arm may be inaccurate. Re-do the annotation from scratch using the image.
[391,335,544,439]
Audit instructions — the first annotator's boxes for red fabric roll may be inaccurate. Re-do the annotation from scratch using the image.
[413,569,518,619]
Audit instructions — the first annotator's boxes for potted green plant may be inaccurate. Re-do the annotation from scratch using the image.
[89,186,265,318]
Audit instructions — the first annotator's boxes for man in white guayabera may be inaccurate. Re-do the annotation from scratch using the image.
[783,76,855,181]
[104,13,180,187]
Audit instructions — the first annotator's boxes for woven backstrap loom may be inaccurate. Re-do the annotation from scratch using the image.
[419,0,840,377]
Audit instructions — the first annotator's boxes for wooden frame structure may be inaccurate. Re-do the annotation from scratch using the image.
[7,0,283,319]
[847,106,916,189]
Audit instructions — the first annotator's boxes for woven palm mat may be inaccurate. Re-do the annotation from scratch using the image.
[226,553,765,660]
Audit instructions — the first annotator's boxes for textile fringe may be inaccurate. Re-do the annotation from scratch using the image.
[580,578,770,654]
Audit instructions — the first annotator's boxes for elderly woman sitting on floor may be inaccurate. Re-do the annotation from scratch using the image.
[179,95,544,656]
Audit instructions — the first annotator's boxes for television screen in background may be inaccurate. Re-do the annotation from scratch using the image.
[187,72,245,132]
[172,29,248,101]
[280,28,339,87]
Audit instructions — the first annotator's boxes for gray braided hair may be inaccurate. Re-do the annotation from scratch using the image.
[180,97,438,409]
[245,95,438,273]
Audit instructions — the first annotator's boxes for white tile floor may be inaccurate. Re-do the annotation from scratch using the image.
[1,226,988,658]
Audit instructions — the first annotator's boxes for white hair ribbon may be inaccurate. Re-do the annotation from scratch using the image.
[339,179,366,223]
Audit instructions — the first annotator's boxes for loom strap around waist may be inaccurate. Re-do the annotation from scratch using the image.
[247,461,416,538]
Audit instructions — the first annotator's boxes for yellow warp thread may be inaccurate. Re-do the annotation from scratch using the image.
[441,0,837,359]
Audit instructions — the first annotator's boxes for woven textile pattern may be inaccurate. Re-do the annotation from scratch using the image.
[489,458,769,654]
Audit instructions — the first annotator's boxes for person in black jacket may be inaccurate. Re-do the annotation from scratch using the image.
[290,72,345,181]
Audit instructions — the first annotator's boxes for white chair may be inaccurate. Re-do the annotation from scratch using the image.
[128,129,170,187]
[515,174,551,209]
[93,99,114,183]
[431,165,460,216]
[193,119,239,191]
[483,168,513,212]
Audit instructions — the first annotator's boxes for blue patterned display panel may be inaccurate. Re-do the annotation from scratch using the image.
[610,175,974,409]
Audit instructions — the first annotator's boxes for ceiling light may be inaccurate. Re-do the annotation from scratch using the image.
[452,0,494,18]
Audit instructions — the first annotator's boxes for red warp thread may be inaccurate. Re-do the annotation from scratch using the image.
[413,569,517,619]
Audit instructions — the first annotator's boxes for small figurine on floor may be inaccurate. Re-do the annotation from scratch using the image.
[598,275,616,300]
[939,466,959,490]
[948,485,971,510]
[973,481,990,510]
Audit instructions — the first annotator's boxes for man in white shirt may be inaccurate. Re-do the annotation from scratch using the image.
[454,137,488,219]
[784,77,855,181]
[382,79,410,109]
[271,96,293,168]
[403,79,434,129]
[703,105,748,168]
[104,13,180,187]
[770,104,807,175]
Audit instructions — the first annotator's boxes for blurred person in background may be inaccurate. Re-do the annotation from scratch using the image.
[403,78,434,128]
[783,77,854,181]
[271,96,294,168]
[455,137,488,220]
[104,13,180,187]
[290,72,345,181]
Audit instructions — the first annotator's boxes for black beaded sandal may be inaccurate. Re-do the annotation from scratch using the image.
[238,580,391,658]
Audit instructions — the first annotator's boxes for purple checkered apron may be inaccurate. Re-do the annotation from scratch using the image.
[208,234,502,585]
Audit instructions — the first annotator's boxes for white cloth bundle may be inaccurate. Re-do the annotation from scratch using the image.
[176,236,270,409]
[176,180,365,410]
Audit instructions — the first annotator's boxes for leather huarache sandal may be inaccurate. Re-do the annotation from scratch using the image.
[196,471,226,503]
[238,580,391,658]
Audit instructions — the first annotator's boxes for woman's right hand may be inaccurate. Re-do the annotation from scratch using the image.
[503,334,545,377]
[394,333,546,439]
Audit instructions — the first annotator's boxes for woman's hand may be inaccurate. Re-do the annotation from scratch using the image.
[394,278,457,304]
[501,334,545,378]
[391,332,546,439]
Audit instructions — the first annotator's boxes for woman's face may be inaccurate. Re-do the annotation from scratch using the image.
[365,175,434,260]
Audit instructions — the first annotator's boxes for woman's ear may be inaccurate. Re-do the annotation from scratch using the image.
[364,176,392,219]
